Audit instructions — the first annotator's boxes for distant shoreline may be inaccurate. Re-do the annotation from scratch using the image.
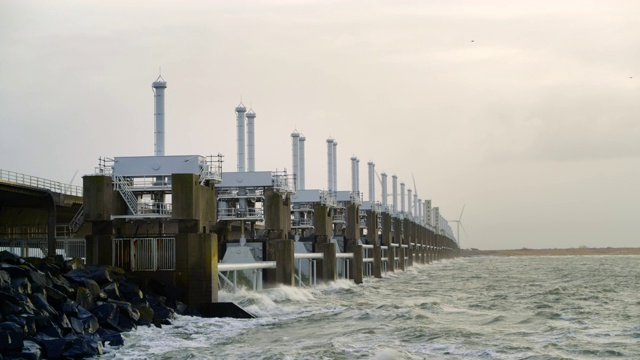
[461,247,640,257]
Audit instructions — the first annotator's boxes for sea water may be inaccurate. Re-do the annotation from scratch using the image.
[105,255,640,359]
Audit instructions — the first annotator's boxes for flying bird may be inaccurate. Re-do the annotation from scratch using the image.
[471,40,475,42]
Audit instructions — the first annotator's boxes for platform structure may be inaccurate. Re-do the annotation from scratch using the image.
[95,155,222,220]
[216,170,294,241]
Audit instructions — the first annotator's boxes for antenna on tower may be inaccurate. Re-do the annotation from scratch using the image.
[412,172,418,197]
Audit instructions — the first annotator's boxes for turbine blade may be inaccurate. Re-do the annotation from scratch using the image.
[460,222,468,237]
[458,204,465,221]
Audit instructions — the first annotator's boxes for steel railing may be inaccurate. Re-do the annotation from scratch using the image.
[0,169,83,196]
[112,175,138,215]
[112,237,175,271]
[0,238,85,259]
[218,261,276,293]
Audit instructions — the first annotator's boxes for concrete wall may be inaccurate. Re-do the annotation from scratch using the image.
[264,189,291,239]
[172,174,217,233]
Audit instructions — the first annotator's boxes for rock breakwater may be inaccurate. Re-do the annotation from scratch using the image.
[0,251,184,359]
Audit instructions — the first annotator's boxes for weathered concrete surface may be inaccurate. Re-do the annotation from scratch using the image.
[347,244,363,284]
[266,238,295,287]
[317,242,337,283]
[345,203,360,247]
[264,189,291,239]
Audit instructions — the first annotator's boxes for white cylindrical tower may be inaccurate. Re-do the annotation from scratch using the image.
[414,193,418,217]
[434,207,441,234]
[425,200,432,226]
[332,141,338,195]
[368,161,375,204]
[418,199,423,224]
[356,158,360,195]
[327,138,334,194]
[392,175,398,215]
[152,76,167,156]
[407,189,413,216]
[400,182,406,214]
[350,156,358,194]
[291,131,300,189]
[236,102,247,172]
[299,135,306,190]
[246,109,256,172]
[381,172,388,210]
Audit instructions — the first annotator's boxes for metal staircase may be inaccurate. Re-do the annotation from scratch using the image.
[112,175,138,215]
[68,205,85,233]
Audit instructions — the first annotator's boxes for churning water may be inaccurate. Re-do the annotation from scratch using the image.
[105,256,640,359]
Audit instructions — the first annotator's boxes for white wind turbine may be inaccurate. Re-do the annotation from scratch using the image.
[449,204,467,246]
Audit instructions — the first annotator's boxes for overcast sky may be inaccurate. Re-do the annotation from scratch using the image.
[1,0,639,250]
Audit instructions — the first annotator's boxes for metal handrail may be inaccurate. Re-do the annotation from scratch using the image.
[294,253,323,260]
[68,205,85,233]
[218,261,276,271]
[0,169,83,197]
[112,175,138,214]
[336,253,354,259]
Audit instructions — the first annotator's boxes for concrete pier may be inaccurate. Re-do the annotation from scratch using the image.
[83,173,220,309]
[381,212,394,272]
[264,188,294,286]
[366,209,382,278]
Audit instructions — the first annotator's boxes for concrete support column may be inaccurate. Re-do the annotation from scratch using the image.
[393,217,405,270]
[314,204,333,239]
[175,233,218,307]
[420,228,427,264]
[366,210,378,246]
[317,242,337,282]
[381,212,394,272]
[345,203,360,247]
[366,210,382,278]
[426,230,433,263]
[372,245,382,278]
[347,244,363,284]
[398,247,406,270]
[264,188,292,238]
[46,194,57,257]
[266,238,295,286]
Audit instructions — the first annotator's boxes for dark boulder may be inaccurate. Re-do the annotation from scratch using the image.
[43,285,67,309]
[19,340,42,360]
[133,301,154,326]
[0,251,23,265]
[35,316,63,338]
[118,281,143,301]
[1,264,30,279]
[109,299,140,322]
[84,279,107,301]
[69,306,99,335]
[11,277,31,295]
[84,265,113,285]
[96,328,124,347]
[0,321,24,351]
[27,269,51,288]
[1,298,22,317]
[36,335,68,359]
[93,302,119,330]
[60,299,78,317]
[102,282,120,300]
[30,293,58,318]
[75,287,95,311]
[0,271,10,288]
[116,314,136,332]
[62,335,103,358]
